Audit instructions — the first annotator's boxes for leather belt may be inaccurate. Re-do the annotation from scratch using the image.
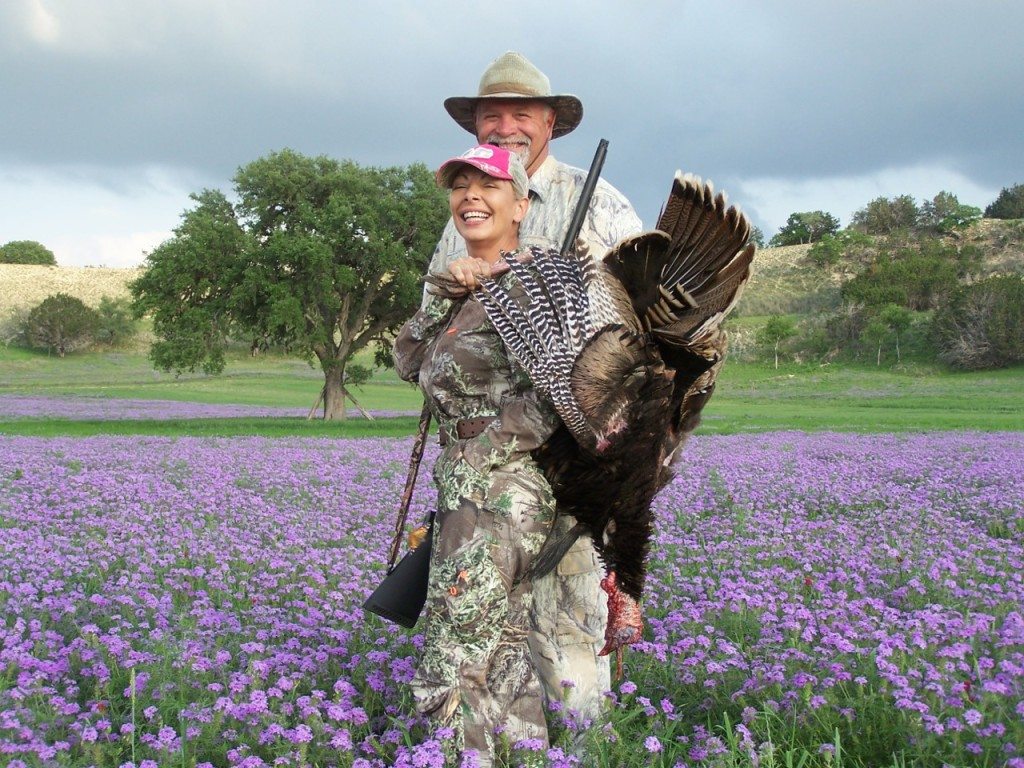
[438,416,497,446]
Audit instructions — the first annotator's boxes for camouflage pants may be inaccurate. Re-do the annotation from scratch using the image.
[413,446,555,765]
[528,517,610,727]
[413,446,611,764]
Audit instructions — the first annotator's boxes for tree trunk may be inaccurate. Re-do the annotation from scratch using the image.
[895,334,901,363]
[876,344,882,366]
[323,365,347,420]
[774,343,779,370]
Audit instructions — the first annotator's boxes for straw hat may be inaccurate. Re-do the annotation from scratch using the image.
[444,51,583,139]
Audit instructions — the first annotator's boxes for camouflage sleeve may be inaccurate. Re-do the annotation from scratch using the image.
[579,185,644,257]
[393,294,455,383]
[461,387,562,473]
[419,219,463,311]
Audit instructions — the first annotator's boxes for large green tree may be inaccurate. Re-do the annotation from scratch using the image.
[919,191,981,233]
[769,211,840,246]
[0,240,56,265]
[850,195,920,235]
[131,149,448,419]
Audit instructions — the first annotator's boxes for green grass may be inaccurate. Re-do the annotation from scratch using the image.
[706,361,1024,433]
[0,344,421,410]
[2,346,1022,436]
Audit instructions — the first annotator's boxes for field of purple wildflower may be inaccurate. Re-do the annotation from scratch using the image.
[0,395,416,421]
[1,432,1022,767]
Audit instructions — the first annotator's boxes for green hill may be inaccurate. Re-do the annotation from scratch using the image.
[739,218,1024,319]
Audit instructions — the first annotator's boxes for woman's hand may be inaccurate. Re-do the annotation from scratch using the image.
[448,257,493,291]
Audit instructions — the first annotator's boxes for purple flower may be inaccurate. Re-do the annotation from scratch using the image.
[513,737,546,751]
[1,431,1020,768]
[963,708,983,726]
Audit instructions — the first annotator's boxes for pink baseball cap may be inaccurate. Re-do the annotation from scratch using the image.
[436,144,529,198]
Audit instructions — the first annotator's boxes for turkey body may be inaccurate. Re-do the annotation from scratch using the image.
[472,172,756,655]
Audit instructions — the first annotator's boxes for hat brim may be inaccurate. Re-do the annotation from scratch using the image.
[443,94,583,139]
[435,157,529,199]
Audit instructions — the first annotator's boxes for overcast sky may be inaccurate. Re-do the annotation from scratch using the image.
[2,0,1022,267]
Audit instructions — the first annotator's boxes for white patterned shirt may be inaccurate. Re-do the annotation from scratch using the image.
[421,155,643,310]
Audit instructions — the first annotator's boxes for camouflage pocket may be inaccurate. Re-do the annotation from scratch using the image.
[434,451,489,511]
[556,535,601,576]
[434,537,508,656]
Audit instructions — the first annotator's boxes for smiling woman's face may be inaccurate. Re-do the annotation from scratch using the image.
[449,166,528,256]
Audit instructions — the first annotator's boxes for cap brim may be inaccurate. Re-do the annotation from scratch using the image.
[435,159,493,189]
[443,94,583,139]
[435,156,528,199]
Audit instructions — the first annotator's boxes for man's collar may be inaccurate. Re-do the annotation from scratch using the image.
[527,156,558,203]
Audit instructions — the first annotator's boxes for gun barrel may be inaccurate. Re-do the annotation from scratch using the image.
[560,139,609,256]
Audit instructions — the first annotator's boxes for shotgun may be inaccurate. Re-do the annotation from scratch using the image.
[560,139,609,257]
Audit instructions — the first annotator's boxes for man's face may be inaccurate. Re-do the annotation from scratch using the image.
[474,99,555,176]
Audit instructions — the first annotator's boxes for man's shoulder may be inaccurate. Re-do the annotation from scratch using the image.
[545,156,633,203]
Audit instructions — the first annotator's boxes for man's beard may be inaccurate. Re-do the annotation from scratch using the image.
[483,133,532,162]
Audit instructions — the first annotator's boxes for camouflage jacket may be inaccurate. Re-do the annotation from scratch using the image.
[394,251,562,474]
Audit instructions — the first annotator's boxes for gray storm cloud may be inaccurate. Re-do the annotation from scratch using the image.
[2,0,1021,264]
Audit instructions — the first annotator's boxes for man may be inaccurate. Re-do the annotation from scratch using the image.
[433,50,641,282]
[423,51,643,726]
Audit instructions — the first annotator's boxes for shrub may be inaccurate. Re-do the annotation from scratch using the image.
[931,275,1024,369]
[808,229,874,268]
[0,307,30,346]
[789,314,836,362]
[94,296,138,347]
[984,183,1024,219]
[840,238,970,311]
[0,240,56,265]
[22,293,99,357]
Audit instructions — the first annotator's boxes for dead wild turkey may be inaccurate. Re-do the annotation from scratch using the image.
[434,172,755,662]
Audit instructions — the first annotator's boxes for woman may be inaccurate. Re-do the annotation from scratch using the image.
[393,144,562,765]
